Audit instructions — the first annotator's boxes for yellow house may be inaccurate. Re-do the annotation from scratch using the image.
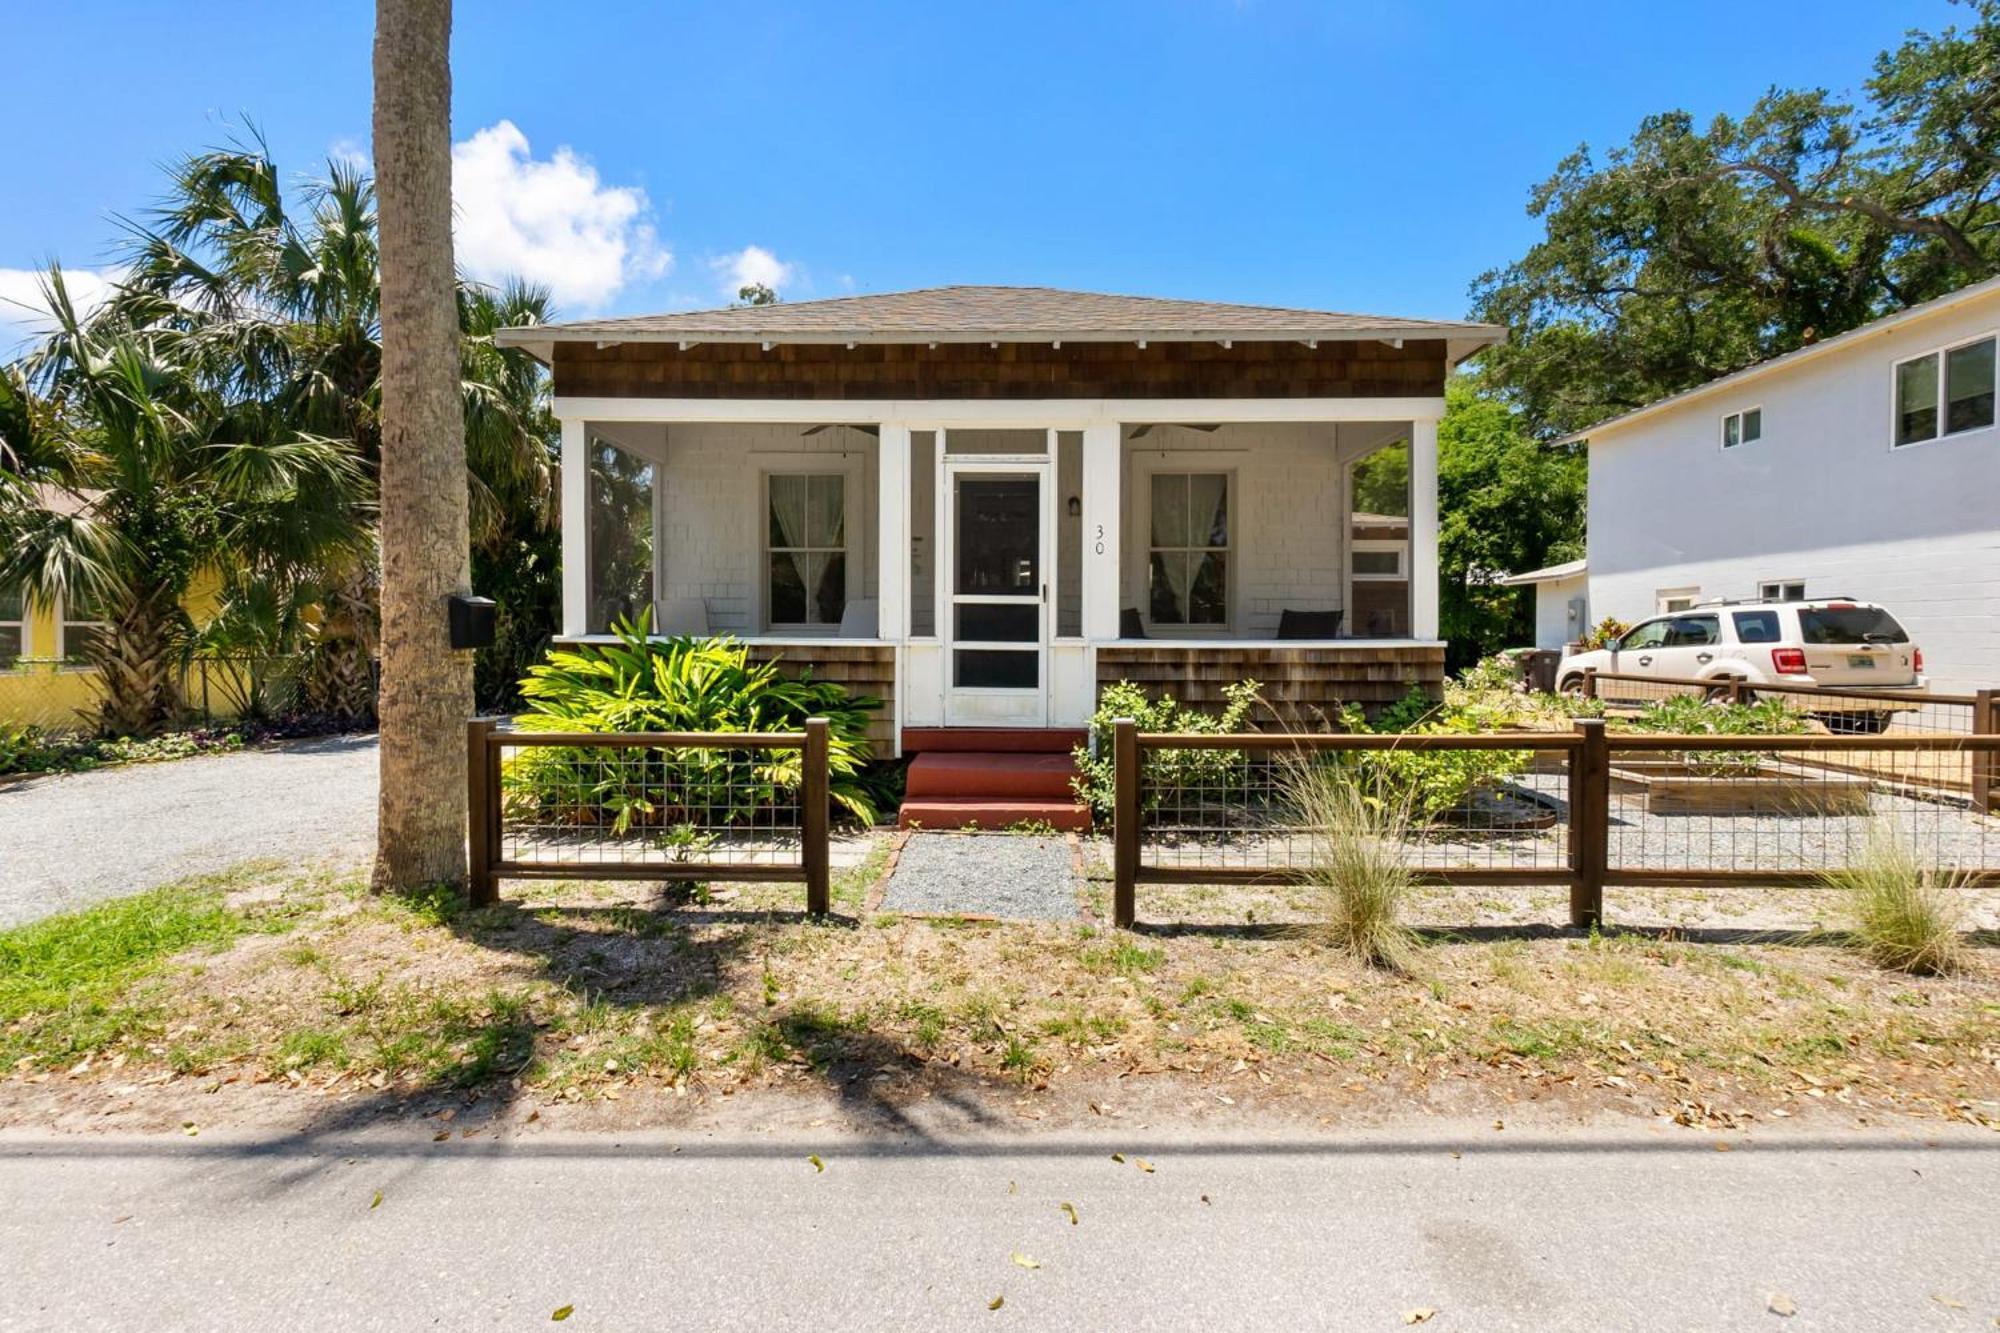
[0,575,251,734]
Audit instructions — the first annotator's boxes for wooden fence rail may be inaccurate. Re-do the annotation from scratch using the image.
[467,717,832,913]
[1110,716,2000,929]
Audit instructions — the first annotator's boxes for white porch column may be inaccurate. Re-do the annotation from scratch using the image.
[1409,415,1441,641]
[560,416,589,636]
[876,424,910,639]
[1080,422,1122,640]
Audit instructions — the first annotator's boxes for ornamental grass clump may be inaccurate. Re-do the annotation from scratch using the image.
[1282,756,1420,972]
[1825,824,1971,976]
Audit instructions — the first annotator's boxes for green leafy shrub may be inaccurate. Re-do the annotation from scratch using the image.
[506,620,883,826]
[1576,617,1629,651]
[0,722,246,777]
[1621,694,1809,775]
[1335,685,1530,823]
[1072,679,1261,821]
[1443,654,1603,731]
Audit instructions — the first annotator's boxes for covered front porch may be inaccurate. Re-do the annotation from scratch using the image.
[559,401,1444,753]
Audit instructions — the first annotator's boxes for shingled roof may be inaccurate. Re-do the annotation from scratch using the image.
[496,285,1503,360]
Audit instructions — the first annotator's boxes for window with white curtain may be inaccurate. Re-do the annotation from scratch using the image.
[1147,472,1230,627]
[765,472,848,627]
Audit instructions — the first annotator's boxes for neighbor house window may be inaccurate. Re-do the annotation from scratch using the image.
[1759,580,1806,602]
[1655,587,1700,614]
[0,586,24,669]
[765,472,847,626]
[1895,335,1995,446]
[1147,472,1230,627]
[60,590,108,665]
[1721,407,1762,449]
[1350,541,1406,580]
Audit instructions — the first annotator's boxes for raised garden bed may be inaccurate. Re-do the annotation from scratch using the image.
[1609,757,1872,816]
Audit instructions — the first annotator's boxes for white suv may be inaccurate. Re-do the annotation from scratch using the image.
[1555,598,1928,732]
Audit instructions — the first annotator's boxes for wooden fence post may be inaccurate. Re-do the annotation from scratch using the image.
[1580,668,1598,701]
[1113,717,1139,929]
[1569,717,1608,929]
[1974,689,1998,817]
[466,717,498,907]
[803,717,831,915]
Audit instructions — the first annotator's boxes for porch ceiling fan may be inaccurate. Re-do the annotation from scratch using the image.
[1128,423,1222,439]
[801,423,881,437]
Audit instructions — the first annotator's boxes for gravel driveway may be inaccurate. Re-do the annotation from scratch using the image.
[0,736,377,927]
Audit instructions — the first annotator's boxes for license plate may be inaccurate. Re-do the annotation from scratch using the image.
[1847,655,1876,669]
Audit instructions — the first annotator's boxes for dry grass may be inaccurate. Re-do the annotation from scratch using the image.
[3,854,1998,1133]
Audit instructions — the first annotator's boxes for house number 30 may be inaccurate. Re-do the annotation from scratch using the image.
[1093,524,1105,555]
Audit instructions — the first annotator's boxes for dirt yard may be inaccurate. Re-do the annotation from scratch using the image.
[3,846,1997,1139]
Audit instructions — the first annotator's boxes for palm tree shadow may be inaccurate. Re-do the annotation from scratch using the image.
[287,884,1005,1142]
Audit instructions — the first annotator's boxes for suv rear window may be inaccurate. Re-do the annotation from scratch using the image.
[1732,610,1781,643]
[1797,605,1909,645]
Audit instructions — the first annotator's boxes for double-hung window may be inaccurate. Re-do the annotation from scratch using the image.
[0,586,24,669]
[60,590,107,664]
[1146,472,1230,627]
[1895,335,1995,447]
[765,472,848,628]
[1721,407,1762,449]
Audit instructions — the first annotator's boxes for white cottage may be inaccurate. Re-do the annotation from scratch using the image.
[499,286,1501,825]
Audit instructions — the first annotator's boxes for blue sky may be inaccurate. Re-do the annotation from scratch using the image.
[0,0,1967,340]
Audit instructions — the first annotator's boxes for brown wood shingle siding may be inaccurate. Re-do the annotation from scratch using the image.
[1097,644,1445,722]
[744,643,897,751]
[554,339,1447,400]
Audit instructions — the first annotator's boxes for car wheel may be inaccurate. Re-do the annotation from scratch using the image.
[1701,681,1752,706]
[1557,674,1585,697]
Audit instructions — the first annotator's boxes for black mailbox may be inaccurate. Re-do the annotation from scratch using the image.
[447,593,497,650]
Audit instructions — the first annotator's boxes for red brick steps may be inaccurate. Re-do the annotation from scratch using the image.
[897,730,1090,831]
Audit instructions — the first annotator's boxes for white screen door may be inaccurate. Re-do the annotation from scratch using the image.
[943,458,1051,726]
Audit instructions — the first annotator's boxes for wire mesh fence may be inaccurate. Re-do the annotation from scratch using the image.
[1602,734,1999,884]
[469,718,831,911]
[1582,670,1983,739]
[1132,733,1577,881]
[1113,718,2000,928]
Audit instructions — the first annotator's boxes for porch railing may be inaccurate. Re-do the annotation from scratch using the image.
[1109,717,2000,929]
[466,717,832,912]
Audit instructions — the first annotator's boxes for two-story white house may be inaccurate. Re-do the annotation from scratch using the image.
[1505,275,1999,694]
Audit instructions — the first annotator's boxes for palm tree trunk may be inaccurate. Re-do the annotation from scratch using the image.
[305,559,381,724]
[92,587,181,736]
[371,0,472,892]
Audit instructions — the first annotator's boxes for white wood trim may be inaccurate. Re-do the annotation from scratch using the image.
[556,397,1447,426]
[559,417,589,636]
[1079,423,1121,642]
[1409,417,1440,640]
[876,424,910,643]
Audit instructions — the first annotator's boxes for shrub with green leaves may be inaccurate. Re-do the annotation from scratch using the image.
[1335,685,1530,823]
[1622,694,1809,775]
[1072,679,1261,821]
[506,620,883,827]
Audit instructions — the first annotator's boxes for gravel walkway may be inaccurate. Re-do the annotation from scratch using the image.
[880,832,1079,920]
[0,736,377,927]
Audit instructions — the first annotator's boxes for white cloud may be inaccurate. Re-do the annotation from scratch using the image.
[711,245,795,300]
[450,120,670,312]
[0,266,122,358]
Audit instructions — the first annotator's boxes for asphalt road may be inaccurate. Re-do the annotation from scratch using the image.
[0,735,377,926]
[4,1121,1994,1330]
